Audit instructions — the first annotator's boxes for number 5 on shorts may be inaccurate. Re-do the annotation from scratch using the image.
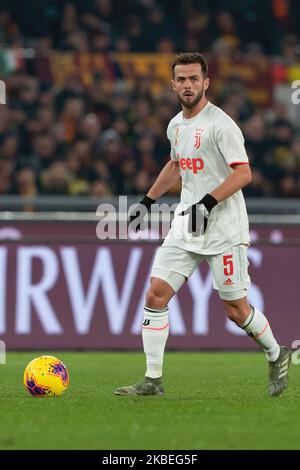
[223,255,234,276]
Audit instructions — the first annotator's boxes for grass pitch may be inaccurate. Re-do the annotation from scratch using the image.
[0,351,299,450]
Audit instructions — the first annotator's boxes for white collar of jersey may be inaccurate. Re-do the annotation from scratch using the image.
[182,101,211,124]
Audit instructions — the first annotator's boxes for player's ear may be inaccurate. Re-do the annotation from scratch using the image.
[171,79,176,91]
[204,77,210,91]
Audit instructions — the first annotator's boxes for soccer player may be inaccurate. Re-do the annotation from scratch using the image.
[115,53,291,397]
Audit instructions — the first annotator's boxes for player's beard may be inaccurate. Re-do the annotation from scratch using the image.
[178,87,204,109]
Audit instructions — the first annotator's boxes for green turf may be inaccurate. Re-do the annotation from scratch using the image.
[0,351,299,450]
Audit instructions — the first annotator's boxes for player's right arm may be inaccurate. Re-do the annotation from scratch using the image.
[129,161,180,232]
[129,120,181,231]
[147,160,180,200]
[147,119,181,199]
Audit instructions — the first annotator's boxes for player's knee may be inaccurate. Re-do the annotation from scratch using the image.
[146,288,167,309]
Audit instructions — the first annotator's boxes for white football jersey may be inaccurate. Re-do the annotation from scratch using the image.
[164,101,250,254]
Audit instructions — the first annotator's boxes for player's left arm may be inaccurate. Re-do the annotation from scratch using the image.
[210,163,252,203]
[179,124,252,232]
[179,164,251,233]
[208,122,252,207]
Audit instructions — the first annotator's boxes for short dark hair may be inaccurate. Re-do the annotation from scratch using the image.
[172,52,208,78]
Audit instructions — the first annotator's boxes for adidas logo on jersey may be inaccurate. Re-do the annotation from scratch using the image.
[223,278,234,285]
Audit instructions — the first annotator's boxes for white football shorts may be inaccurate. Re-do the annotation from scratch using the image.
[151,243,251,301]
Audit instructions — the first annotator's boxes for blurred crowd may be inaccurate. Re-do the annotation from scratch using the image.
[0,0,300,198]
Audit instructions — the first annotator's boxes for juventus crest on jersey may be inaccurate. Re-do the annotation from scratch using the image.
[164,101,250,255]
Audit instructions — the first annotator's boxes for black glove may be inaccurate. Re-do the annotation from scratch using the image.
[129,195,156,232]
[179,193,217,236]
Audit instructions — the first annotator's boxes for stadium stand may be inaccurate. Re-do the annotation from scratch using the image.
[0,0,300,199]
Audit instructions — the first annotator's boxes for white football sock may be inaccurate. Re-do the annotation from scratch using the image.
[142,305,169,378]
[241,306,280,362]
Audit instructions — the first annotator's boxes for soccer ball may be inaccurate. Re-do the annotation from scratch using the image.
[23,355,69,397]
